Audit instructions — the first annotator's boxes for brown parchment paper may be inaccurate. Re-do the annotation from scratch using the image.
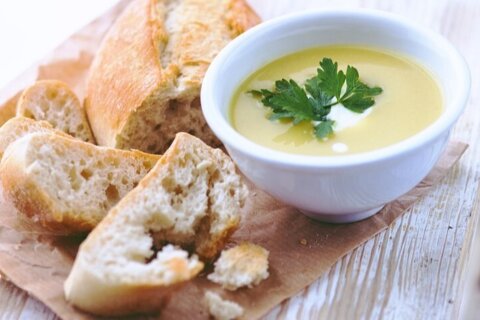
[0,143,468,320]
[0,1,470,319]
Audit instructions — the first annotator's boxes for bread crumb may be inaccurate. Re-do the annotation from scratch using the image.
[205,291,243,320]
[300,239,307,246]
[208,242,269,290]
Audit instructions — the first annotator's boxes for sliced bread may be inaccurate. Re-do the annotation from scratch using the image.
[207,242,269,290]
[0,132,160,234]
[17,80,95,143]
[0,116,70,159]
[65,243,202,316]
[64,132,247,315]
[84,132,248,259]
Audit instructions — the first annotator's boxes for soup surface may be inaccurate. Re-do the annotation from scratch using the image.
[230,46,443,156]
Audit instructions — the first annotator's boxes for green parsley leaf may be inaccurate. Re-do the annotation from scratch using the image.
[340,65,383,113]
[341,93,376,113]
[314,120,335,139]
[253,79,314,124]
[305,77,332,120]
[249,57,382,140]
[315,58,346,100]
[273,79,314,124]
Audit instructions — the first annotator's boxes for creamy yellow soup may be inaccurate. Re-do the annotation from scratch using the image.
[230,46,443,156]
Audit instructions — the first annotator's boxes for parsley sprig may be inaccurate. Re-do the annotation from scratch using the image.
[250,58,383,139]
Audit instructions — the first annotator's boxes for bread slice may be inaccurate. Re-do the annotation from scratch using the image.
[65,243,203,316]
[17,80,95,143]
[86,132,248,260]
[0,116,71,159]
[85,0,259,153]
[208,242,269,290]
[204,291,244,320]
[0,132,160,234]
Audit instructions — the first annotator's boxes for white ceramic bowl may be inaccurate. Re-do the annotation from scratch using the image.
[201,10,470,223]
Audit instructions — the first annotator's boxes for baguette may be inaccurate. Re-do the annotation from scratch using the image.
[0,132,160,234]
[17,80,95,143]
[85,0,259,153]
[0,116,70,159]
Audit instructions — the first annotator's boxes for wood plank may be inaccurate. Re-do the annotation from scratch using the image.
[1,0,479,319]
[460,189,480,319]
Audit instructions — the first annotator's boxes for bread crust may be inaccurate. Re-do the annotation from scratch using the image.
[0,139,64,229]
[85,0,260,153]
[86,0,162,147]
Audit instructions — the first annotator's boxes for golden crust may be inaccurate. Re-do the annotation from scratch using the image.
[85,0,163,147]
[0,151,62,230]
[194,210,240,260]
[86,0,260,152]
[225,0,261,36]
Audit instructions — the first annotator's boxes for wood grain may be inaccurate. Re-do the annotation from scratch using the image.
[1,0,479,319]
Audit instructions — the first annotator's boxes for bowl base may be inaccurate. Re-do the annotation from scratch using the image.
[300,205,384,223]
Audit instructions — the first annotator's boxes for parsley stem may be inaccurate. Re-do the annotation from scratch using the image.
[321,100,340,109]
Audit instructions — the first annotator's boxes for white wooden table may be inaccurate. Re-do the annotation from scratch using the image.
[1,0,479,319]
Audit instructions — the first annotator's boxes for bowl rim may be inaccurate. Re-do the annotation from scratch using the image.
[201,9,471,169]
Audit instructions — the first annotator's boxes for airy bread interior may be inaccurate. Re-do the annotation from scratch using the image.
[17,80,95,143]
[118,97,219,154]
[76,242,202,285]
[0,132,159,233]
[208,242,269,290]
